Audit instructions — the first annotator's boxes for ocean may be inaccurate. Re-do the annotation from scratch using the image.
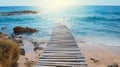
[0,6,120,46]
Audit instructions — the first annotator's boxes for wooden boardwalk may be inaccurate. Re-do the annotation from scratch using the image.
[34,25,88,67]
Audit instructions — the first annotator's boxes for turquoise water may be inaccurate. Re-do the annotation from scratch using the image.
[0,6,120,46]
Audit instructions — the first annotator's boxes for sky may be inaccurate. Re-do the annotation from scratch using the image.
[0,0,120,6]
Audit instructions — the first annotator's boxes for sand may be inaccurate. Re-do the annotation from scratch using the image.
[17,40,45,67]
[78,41,120,67]
[17,38,120,67]
[18,40,120,67]
[18,50,44,67]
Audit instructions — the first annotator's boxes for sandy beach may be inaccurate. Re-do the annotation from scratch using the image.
[18,50,44,67]
[17,35,120,67]
[18,40,120,67]
[17,40,46,67]
[1,28,120,67]
[77,40,120,67]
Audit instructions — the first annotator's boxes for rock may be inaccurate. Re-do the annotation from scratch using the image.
[1,27,7,30]
[11,34,16,39]
[15,39,23,44]
[0,32,3,35]
[32,42,41,47]
[13,26,25,33]
[16,35,22,39]
[40,41,46,44]
[1,34,11,39]
[25,27,38,33]
[0,10,38,16]
[34,47,39,51]
[107,63,118,67]
[18,43,24,46]
[90,58,99,64]
[3,34,10,39]
[0,34,10,39]
[26,58,29,60]
[19,48,25,55]
[13,26,38,34]
[34,47,44,51]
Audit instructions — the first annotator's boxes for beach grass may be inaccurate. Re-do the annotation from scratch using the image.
[0,35,20,67]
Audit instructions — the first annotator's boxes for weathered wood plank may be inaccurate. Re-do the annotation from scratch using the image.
[40,57,85,59]
[38,62,87,65]
[41,54,82,56]
[37,63,87,67]
[34,25,87,67]
[44,51,81,53]
[41,55,81,58]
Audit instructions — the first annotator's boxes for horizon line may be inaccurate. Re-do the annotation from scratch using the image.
[0,5,120,7]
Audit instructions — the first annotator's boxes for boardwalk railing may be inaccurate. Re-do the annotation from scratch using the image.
[34,25,88,67]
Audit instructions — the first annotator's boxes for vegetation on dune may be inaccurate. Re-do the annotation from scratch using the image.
[0,35,20,67]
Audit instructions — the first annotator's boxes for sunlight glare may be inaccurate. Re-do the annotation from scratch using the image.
[39,0,73,11]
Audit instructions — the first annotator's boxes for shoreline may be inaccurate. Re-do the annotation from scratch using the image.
[1,28,120,67]
[77,40,120,67]
[17,39,47,67]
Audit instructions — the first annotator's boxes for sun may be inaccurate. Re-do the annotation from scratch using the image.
[47,0,68,9]
[40,0,72,10]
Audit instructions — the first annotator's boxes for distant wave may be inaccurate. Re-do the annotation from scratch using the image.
[71,16,120,22]
[0,10,39,16]
[98,11,120,15]
[0,17,36,22]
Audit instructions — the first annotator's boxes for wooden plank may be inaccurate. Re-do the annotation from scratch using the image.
[47,43,78,46]
[39,59,85,62]
[44,51,81,53]
[38,62,87,65]
[46,46,79,48]
[34,65,56,67]
[34,25,87,67]
[46,46,78,48]
[46,43,78,46]
[37,63,87,67]
[45,47,79,49]
[44,49,80,51]
[41,54,81,56]
[47,43,77,45]
[48,41,76,43]
[40,57,85,59]
[40,55,83,58]
[50,37,74,40]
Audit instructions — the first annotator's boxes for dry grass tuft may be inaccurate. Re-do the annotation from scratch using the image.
[0,36,20,67]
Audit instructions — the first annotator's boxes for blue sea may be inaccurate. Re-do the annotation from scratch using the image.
[0,6,120,46]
